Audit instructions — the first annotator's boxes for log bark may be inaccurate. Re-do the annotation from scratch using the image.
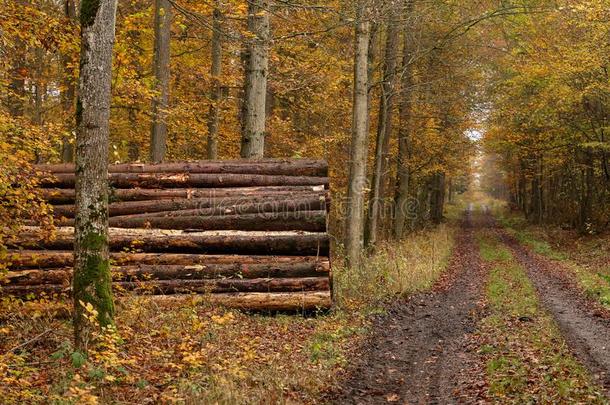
[204,291,331,310]
[15,227,330,255]
[1,288,331,310]
[101,210,327,232]
[3,268,72,285]
[42,185,325,204]
[36,159,328,177]
[41,172,329,189]
[4,262,329,285]
[8,250,329,270]
[156,291,331,310]
[2,277,329,296]
[52,191,327,218]
[106,195,328,219]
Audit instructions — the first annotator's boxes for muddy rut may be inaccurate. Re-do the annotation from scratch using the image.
[499,228,610,395]
[333,211,610,403]
[334,211,487,404]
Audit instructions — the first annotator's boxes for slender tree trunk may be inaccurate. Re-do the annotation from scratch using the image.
[240,0,270,159]
[365,22,377,140]
[33,47,44,127]
[8,38,25,117]
[530,157,543,224]
[150,0,172,162]
[519,160,527,213]
[345,3,371,268]
[207,0,224,159]
[430,172,445,224]
[414,181,429,229]
[73,0,118,352]
[579,154,594,233]
[366,7,399,247]
[127,108,140,161]
[447,177,453,203]
[61,0,77,163]
[393,0,414,239]
[530,177,540,224]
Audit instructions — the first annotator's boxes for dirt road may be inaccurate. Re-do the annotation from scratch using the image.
[333,211,610,403]
[500,230,610,395]
[334,211,487,404]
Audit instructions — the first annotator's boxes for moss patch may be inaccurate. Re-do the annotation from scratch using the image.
[73,230,114,327]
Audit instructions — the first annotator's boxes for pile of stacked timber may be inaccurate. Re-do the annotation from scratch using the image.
[3,159,331,310]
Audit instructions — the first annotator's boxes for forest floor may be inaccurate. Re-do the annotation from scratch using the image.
[2,199,610,404]
[0,214,457,403]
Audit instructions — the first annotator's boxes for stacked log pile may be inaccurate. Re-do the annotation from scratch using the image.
[4,159,331,310]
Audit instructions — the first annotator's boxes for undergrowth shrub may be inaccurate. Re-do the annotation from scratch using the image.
[333,224,456,310]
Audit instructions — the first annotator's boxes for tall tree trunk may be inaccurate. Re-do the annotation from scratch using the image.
[365,22,378,141]
[393,0,414,239]
[413,181,429,230]
[8,38,25,117]
[61,0,77,163]
[530,177,540,224]
[579,154,594,233]
[127,108,140,161]
[430,172,445,224]
[518,160,527,213]
[73,0,118,352]
[33,47,45,127]
[207,0,224,159]
[366,7,399,247]
[530,157,543,224]
[345,3,371,268]
[240,0,270,159]
[150,0,172,162]
[447,177,453,203]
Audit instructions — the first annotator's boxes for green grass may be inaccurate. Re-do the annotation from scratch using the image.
[512,229,567,261]
[566,263,610,308]
[496,210,610,311]
[476,230,607,403]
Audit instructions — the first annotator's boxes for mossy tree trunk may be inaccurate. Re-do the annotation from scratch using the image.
[73,0,118,352]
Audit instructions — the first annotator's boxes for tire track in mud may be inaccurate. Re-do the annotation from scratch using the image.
[496,223,610,396]
[333,211,488,404]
